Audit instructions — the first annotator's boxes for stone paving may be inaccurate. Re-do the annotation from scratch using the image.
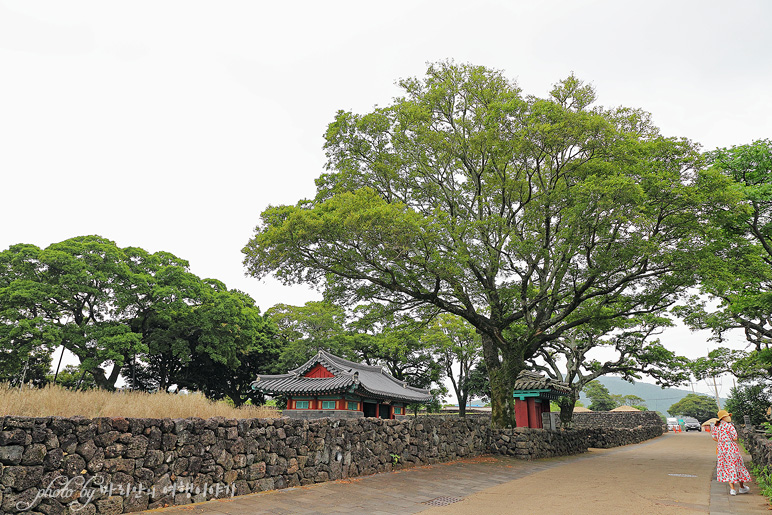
[141,433,771,515]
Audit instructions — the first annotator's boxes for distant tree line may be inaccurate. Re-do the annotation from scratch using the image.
[0,236,485,412]
[0,235,281,406]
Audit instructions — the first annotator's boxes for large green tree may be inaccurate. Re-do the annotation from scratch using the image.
[174,285,281,406]
[423,313,482,417]
[535,314,690,424]
[583,381,617,411]
[724,383,772,426]
[266,301,351,370]
[1,236,281,398]
[0,244,60,386]
[0,236,145,389]
[678,140,772,384]
[243,62,708,427]
[668,393,719,422]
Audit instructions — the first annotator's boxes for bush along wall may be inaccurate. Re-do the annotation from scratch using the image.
[0,413,663,514]
[738,425,772,469]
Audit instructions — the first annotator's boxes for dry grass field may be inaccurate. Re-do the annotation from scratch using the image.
[0,384,280,420]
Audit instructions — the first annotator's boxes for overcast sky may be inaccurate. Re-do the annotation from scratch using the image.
[2,1,770,399]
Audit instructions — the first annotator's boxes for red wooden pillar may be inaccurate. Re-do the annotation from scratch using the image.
[515,399,529,427]
[526,398,540,428]
[537,400,546,428]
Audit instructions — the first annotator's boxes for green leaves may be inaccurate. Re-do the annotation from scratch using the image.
[689,140,772,380]
[668,393,718,421]
[242,62,711,427]
[1,236,281,398]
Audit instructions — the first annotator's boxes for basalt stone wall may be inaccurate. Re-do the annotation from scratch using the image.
[0,415,489,514]
[570,411,664,430]
[582,425,663,448]
[0,412,665,514]
[488,428,589,459]
[488,425,663,460]
[738,426,772,469]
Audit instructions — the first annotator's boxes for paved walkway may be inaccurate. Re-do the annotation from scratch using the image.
[142,433,770,515]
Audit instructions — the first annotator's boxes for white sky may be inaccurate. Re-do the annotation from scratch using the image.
[2,1,770,398]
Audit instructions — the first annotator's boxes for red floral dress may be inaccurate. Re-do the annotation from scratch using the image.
[714,422,750,483]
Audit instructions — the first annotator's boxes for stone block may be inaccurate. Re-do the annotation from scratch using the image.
[21,444,47,466]
[96,495,124,515]
[0,445,24,465]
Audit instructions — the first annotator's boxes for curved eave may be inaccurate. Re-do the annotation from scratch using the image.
[354,385,432,404]
[250,374,356,396]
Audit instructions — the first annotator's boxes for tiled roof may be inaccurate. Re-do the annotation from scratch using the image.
[252,350,432,403]
[513,370,572,395]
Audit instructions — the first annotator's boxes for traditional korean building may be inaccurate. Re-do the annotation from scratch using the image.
[512,370,571,428]
[251,350,432,419]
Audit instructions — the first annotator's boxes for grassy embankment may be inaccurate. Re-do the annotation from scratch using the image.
[0,384,280,419]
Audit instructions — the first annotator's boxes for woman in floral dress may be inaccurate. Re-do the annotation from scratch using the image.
[712,409,751,495]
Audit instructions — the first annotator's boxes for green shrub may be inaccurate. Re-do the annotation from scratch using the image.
[749,462,772,504]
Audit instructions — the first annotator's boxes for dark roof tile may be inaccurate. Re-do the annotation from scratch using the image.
[252,350,431,403]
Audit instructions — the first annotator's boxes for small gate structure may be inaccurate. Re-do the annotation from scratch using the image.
[512,370,571,429]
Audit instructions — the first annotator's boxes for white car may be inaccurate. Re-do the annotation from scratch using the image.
[666,417,680,431]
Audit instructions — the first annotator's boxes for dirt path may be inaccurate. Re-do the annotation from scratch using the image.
[143,432,770,514]
[421,433,769,515]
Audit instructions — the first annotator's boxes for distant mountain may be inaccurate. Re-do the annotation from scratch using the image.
[578,376,726,417]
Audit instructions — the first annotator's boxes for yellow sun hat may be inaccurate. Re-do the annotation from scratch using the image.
[717,409,732,421]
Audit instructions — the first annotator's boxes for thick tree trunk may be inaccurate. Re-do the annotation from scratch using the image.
[480,333,518,428]
[88,362,122,390]
[558,392,579,427]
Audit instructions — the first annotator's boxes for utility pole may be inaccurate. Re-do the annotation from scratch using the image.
[53,345,65,384]
[712,375,721,409]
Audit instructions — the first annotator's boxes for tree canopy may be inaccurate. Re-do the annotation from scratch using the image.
[0,236,280,403]
[678,140,772,385]
[243,62,710,427]
[535,314,689,423]
[583,381,617,411]
[668,393,719,422]
[724,383,772,426]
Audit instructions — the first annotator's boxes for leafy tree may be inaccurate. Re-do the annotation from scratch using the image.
[345,304,441,392]
[464,364,491,403]
[1,236,281,401]
[724,383,772,426]
[678,140,772,383]
[0,346,52,388]
[266,301,351,369]
[668,393,718,422]
[48,364,97,390]
[118,248,205,391]
[535,315,689,424]
[0,243,61,386]
[621,395,647,409]
[125,282,282,404]
[584,381,617,411]
[177,288,281,406]
[0,237,145,389]
[243,62,710,427]
[423,313,483,416]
